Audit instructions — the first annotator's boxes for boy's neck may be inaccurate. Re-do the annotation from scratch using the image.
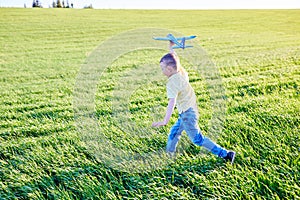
[167,70,179,78]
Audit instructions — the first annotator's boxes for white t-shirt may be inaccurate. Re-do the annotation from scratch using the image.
[166,68,197,113]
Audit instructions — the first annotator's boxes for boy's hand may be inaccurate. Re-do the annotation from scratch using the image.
[152,98,175,128]
[152,121,167,127]
[169,41,175,48]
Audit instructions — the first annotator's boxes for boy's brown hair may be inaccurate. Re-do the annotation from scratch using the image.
[160,53,179,70]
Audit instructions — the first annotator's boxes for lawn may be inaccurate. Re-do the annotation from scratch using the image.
[0,8,299,199]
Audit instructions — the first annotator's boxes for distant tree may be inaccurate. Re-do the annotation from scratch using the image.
[52,1,56,8]
[56,0,62,8]
[32,0,42,8]
[66,0,70,8]
[62,0,65,8]
[84,4,93,9]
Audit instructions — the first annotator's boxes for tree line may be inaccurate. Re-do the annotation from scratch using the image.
[32,0,75,8]
[52,0,73,8]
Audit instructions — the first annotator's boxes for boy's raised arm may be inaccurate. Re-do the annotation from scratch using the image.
[152,98,175,127]
[169,41,175,54]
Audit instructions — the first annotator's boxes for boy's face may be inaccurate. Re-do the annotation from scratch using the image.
[160,62,173,77]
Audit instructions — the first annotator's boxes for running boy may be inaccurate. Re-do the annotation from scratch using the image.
[152,42,235,163]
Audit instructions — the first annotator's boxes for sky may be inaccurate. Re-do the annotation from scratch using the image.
[0,0,299,9]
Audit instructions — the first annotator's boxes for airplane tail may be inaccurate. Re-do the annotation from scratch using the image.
[181,37,186,48]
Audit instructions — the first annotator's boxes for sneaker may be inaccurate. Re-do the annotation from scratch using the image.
[224,151,236,164]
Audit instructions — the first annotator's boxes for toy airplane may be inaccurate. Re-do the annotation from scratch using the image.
[153,33,196,49]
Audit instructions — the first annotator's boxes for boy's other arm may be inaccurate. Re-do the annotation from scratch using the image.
[152,98,176,127]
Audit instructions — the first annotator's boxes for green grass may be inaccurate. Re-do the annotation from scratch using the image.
[0,8,299,199]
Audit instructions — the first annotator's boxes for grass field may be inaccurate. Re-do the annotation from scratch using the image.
[0,8,299,199]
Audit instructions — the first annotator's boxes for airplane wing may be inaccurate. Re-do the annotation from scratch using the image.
[153,34,177,41]
[153,37,171,41]
[176,35,197,41]
[172,45,193,49]
[153,34,196,49]
[153,34,182,46]
[154,35,196,41]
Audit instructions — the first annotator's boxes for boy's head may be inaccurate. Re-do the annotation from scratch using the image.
[160,53,180,77]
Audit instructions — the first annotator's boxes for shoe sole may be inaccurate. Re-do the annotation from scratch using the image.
[230,152,236,164]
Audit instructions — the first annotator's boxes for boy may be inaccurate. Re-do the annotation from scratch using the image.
[152,42,235,163]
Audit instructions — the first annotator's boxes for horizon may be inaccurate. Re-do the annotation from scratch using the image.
[1,0,299,9]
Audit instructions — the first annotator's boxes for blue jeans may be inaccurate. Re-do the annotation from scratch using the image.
[166,108,227,158]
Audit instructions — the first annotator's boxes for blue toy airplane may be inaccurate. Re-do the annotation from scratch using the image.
[153,33,196,49]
